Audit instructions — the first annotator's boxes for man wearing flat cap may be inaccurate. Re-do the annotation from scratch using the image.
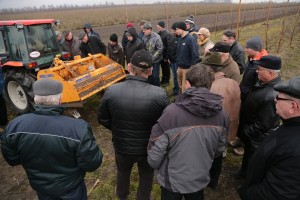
[209,41,240,83]
[232,55,281,179]
[98,50,169,200]
[238,77,300,200]
[1,79,103,200]
[142,22,164,86]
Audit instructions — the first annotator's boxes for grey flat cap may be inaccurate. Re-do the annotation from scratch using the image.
[33,79,63,96]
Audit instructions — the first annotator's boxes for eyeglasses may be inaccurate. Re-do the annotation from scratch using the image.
[275,95,294,102]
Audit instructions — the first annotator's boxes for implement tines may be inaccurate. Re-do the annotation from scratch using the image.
[75,66,125,98]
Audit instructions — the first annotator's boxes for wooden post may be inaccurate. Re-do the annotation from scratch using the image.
[265,0,271,51]
[277,0,290,53]
[165,0,169,29]
[124,0,128,23]
[236,0,242,38]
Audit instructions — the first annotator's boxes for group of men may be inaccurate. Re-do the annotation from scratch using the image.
[1,16,300,200]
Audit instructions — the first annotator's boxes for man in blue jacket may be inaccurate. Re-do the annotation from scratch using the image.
[175,21,199,93]
[1,79,103,200]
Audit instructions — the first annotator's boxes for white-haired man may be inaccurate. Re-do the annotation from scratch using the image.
[238,77,300,200]
[1,79,103,200]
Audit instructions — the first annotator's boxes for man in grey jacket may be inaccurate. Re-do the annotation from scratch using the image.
[148,64,229,200]
[142,22,164,86]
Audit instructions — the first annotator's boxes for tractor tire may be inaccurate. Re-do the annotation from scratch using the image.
[3,70,36,114]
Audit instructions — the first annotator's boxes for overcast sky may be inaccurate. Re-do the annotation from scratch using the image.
[0,0,297,9]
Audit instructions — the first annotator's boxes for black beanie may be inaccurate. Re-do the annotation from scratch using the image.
[110,33,118,42]
[157,21,165,28]
[176,22,187,31]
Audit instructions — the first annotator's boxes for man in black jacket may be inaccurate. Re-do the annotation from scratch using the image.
[1,79,103,200]
[157,21,173,86]
[98,50,169,200]
[222,30,246,74]
[238,77,300,200]
[79,32,106,57]
[233,55,281,179]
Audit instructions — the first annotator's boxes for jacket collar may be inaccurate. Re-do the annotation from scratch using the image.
[126,74,148,82]
[282,116,300,126]
[34,105,64,116]
[255,75,281,88]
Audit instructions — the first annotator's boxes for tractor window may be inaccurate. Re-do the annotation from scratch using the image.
[0,32,7,54]
[6,26,28,61]
[25,25,59,57]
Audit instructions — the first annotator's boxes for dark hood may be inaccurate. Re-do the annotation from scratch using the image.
[175,87,223,118]
[127,27,138,40]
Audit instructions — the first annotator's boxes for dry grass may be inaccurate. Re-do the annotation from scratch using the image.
[0,3,296,30]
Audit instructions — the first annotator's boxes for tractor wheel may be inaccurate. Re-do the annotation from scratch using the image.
[3,70,35,114]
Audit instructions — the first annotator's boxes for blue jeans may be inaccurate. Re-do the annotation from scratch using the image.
[148,63,160,86]
[170,63,179,95]
[36,181,87,200]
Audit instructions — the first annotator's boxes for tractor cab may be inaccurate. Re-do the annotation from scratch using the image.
[0,19,62,70]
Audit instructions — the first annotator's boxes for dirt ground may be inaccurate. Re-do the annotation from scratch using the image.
[0,6,298,200]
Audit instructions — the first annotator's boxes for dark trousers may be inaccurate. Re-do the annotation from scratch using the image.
[161,60,170,83]
[170,63,179,95]
[161,186,204,200]
[240,139,255,176]
[115,153,154,200]
[148,63,161,86]
[208,155,223,189]
[0,94,8,126]
[36,181,87,200]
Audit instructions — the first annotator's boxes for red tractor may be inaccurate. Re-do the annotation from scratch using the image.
[0,19,69,114]
[0,19,126,115]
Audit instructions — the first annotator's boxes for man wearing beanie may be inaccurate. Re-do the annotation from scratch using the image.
[240,36,268,100]
[197,27,214,61]
[98,50,169,200]
[108,33,125,67]
[175,21,199,93]
[142,22,164,86]
[157,21,175,87]
[238,76,300,200]
[1,79,103,200]
[185,15,199,41]
[232,55,281,179]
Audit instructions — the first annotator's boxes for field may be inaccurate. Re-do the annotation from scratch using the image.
[1,3,300,200]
